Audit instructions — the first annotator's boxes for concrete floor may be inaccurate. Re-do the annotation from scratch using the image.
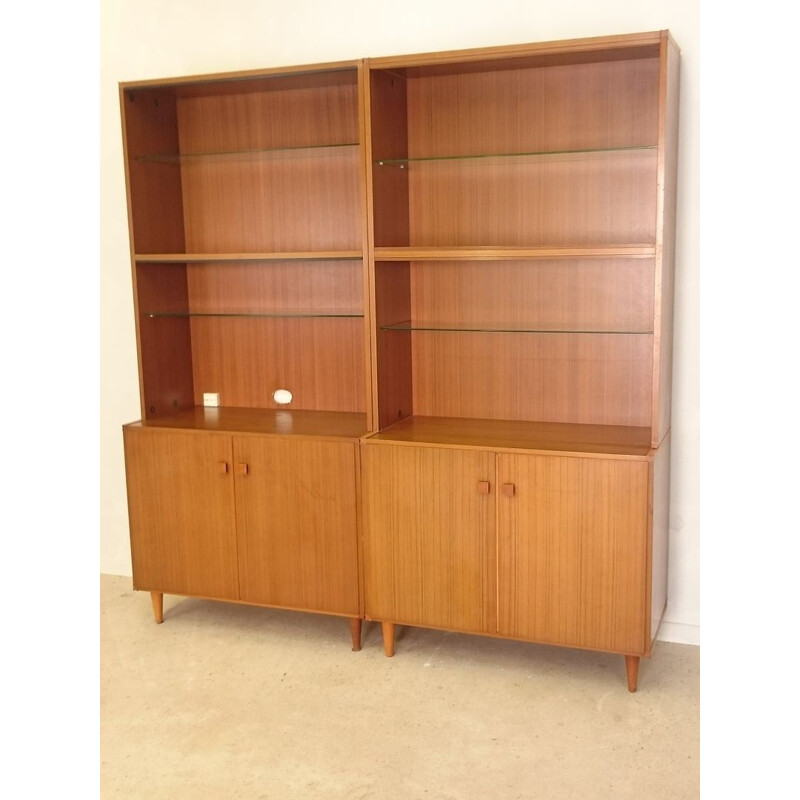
[101,574,699,799]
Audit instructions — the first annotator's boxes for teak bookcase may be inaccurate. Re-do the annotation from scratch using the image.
[119,30,680,691]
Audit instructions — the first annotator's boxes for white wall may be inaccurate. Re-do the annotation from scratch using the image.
[100,0,700,644]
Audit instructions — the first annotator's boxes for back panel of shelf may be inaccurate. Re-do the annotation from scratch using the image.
[368,50,660,249]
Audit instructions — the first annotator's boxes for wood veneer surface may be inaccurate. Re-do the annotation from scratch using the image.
[128,407,369,439]
[367,416,652,458]
[235,438,359,615]
[409,331,653,427]
[362,444,496,633]
[123,428,239,599]
[497,453,649,653]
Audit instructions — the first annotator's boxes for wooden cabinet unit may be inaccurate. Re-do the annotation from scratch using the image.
[119,30,679,689]
[361,30,679,691]
[119,62,370,650]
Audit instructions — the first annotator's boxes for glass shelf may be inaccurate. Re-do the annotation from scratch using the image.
[135,142,359,165]
[145,309,363,319]
[380,320,653,334]
[375,144,655,167]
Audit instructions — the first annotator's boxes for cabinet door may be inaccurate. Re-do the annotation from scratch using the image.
[234,437,359,616]
[497,454,649,654]
[362,444,496,634]
[123,428,239,599]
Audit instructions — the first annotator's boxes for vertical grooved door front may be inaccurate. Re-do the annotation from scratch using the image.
[362,444,496,634]
[497,453,649,654]
[234,437,359,616]
[123,428,239,600]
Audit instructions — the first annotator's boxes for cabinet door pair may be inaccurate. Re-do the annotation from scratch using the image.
[123,429,360,616]
[361,445,649,655]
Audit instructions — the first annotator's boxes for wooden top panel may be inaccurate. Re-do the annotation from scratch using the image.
[369,31,664,74]
[121,62,359,94]
[125,407,369,440]
[366,416,653,458]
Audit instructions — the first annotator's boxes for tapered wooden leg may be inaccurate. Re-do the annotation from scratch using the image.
[625,655,640,692]
[381,621,395,657]
[348,618,362,651]
[150,592,164,624]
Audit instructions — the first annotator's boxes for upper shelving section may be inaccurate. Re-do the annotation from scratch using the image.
[121,62,363,257]
[366,35,661,250]
[121,61,373,424]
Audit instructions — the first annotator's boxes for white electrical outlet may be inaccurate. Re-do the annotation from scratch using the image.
[203,392,220,408]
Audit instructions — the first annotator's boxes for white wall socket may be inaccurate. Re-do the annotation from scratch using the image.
[203,392,220,408]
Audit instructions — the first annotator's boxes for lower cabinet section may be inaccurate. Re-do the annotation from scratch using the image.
[123,427,361,621]
[361,443,658,689]
[123,428,663,688]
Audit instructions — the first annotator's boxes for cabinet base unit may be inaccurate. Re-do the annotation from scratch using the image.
[122,412,367,648]
[361,426,670,692]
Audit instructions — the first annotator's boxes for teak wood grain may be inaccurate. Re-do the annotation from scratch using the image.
[123,427,239,599]
[362,445,496,633]
[496,453,649,654]
[129,407,368,439]
[410,330,653,427]
[134,263,195,417]
[652,34,681,447]
[410,258,654,331]
[188,316,366,412]
[374,261,413,428]
[234,437,359,615]
[366,416,653,458]
[649,431,671,646]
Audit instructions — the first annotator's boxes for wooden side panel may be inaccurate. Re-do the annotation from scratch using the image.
[412,331,653,427]
[652,37,681,446]
[362,444,496,633]
[650,432,671,646]
[497,453,649,654]
[122,428,239,600]
[189,317,365,412]
[122,90,186,254]
[369,70,410,248]
[234,438,359,615]
[135,263,195,417]
[375,261,413,428]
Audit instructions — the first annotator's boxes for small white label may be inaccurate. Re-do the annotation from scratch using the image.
[272,389,293,405]
[203,392,220,408]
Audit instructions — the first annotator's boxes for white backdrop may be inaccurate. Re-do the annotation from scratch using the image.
[100,0,700,645]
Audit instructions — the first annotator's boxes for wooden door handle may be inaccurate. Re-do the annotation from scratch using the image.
[502,483,515,497]
[477,480,490,494]
[235,463,249,476]
[217,461,229,474]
